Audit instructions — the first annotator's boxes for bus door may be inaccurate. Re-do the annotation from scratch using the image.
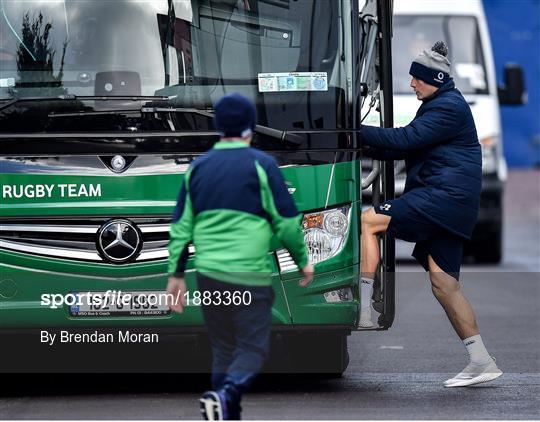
[357,0,396,330]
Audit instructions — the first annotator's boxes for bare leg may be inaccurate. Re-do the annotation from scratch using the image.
[359,208,391,327]
[430,256,503,387]
[361,208,391,279]
[428,255,479,340]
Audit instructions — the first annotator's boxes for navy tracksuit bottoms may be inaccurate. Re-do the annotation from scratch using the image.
[196,273,275,393]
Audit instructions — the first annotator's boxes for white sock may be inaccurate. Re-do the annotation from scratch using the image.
[360,277,374,312]
[463,334,491,365]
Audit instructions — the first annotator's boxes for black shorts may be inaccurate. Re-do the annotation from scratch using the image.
[374,198,464,280]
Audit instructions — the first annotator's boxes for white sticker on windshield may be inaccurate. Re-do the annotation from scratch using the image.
[455,63,486,90]
[0,78,15,88]
[258,72,328,93]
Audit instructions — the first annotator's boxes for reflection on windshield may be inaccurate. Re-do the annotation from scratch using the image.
[13,11,68,97]
[0,0,173,97]
[0,1,342,100]
[0,0,347,132]
[393,15,489,95]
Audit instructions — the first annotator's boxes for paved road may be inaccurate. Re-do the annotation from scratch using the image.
[1,171,539,420]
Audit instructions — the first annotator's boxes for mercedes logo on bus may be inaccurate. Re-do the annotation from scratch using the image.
[96,219,142,263]
[111,155,127,172]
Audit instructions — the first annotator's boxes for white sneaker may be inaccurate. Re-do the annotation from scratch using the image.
[444,357,503,387]
[358,308,374,328]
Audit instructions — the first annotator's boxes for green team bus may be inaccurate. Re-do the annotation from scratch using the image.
[0,0,395,374]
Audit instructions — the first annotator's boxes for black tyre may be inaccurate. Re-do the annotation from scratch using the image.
[472,226,503,263]
[468,183,504,264]
[468,203,503,264]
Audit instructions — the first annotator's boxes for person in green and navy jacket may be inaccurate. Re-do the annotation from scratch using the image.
[166,93,313,421]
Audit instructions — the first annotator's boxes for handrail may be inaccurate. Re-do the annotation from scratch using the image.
[361,159,380,190]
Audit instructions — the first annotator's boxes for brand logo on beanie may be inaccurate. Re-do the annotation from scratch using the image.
[433,72,445,83]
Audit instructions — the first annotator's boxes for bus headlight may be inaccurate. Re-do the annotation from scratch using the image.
[302,206,351,265]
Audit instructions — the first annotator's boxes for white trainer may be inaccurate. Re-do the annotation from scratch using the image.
[444,357,503,387]
[358,308,374,328]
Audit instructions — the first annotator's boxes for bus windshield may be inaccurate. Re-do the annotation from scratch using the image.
[0,0,348,131]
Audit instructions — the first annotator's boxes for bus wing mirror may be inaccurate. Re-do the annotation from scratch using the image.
[498,64,527,105]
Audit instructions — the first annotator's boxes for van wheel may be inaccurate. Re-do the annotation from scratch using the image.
[471,215,503,264]
[473,230,502,263]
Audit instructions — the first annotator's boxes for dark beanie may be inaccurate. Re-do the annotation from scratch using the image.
[409,41,451,87]
[213,93,256,138]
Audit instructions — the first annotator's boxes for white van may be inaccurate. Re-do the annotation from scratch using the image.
[363,0,525,263]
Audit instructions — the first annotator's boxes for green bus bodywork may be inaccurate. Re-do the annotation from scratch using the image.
[0,161,361,328]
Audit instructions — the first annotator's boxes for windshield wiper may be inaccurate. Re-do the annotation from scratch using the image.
[45,105,215,119]
[0,95,176,112]
[3,101,302,147]
[48,105,303,147]
[141,107,303,147]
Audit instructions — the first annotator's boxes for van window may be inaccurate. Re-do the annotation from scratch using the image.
[393,15,489,95]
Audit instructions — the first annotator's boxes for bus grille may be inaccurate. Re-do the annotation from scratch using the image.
[0,217,191,264]
[2,218,295,271]
[276,249,298,273]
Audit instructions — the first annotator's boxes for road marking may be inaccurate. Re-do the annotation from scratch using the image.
[380,345,404,350]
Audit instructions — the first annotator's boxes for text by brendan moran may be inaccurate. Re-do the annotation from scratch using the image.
[40,330,158,346]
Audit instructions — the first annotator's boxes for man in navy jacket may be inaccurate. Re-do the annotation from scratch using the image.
[360,41,502,387]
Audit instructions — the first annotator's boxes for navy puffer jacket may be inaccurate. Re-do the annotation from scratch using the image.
[361,79,482,240]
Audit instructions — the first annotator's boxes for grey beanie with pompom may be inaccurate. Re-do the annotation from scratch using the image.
[409,41,452,87]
